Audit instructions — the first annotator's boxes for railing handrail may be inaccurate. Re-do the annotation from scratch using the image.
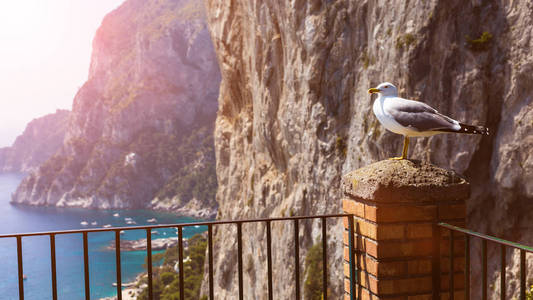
[438,222,533,253]
[438,222,532,300]
[0,213,351,238]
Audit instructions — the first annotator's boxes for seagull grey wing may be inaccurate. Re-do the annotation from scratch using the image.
[385,99,459,132]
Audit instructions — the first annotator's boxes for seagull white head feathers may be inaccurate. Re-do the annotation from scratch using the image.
[368,82,398,97]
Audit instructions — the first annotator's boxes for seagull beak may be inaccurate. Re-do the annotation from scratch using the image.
[368,88,380,94]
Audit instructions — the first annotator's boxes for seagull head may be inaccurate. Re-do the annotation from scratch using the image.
[368,82,398,97]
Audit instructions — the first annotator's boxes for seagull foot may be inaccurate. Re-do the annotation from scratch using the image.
[389,156,406,160]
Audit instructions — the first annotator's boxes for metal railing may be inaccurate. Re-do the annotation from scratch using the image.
[0,214,357,300]
[437,223,533,300]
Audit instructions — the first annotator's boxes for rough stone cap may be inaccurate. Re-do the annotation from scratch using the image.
[342,160,470,203]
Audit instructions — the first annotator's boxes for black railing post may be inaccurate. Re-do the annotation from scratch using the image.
[520,249,526,300]
[237,222,243,300]
[355,222,361,300]
[294,219,300,300]
[500,244,505,300]
[115,230,122,300]
[482,239,487,300]
[432,224,441,300]
[146,229,153,300]
[449,229,454,300]
[178,226,184,300]
[83,232,90,300]
[16,236,24,300]
[208,224,214,300]
[266,221,273,300]
[465,235,470,300]
[347,215,356,300]
[321,217,327,300]
[50,234,58,300]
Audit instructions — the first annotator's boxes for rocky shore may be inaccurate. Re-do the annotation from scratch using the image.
[106,236,189,251]
[99,273,146,300]
[150,197,217,219]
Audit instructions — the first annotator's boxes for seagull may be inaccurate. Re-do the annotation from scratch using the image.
[368,82,489,160]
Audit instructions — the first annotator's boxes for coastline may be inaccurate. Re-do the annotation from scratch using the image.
[99,273,146,300]
[106,236,189,251]
[150,196,218,219]
[10,197,217,220]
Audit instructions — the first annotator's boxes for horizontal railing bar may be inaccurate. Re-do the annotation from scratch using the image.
[439,223,533,253]
[0,214,352,238]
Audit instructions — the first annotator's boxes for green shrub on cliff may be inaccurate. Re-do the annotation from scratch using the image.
[154,124,217,204]
[137,234,207,300]
[304,241,324,300]
[466,31,493,51]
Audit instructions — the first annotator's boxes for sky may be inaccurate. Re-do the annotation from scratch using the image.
[0,0,125,147]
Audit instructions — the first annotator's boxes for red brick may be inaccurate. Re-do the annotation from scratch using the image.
[407,258,432,275]
[440,273,465,290]
[407,223,433,239]
[408,295,432,300]
[344,262,350,277]
[374,205,437,223]
[440,238,465,256]
[345,277,350,293]
[439,203,466,220]
[380,276,433,295]
[343,198,365,217]
[355,219,405,241]
[365,204,377,221]
[440,290,465,300]
[366,239,433,259]
[440,256,465,273]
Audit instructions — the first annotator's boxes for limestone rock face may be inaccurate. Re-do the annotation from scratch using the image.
[11,0,220,216]
[0,110,70,173]
[205,0,533,298]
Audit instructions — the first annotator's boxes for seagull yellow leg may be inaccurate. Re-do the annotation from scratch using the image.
[390,136,409,160]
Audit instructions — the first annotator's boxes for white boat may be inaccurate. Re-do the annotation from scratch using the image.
[80,221,88,226]
[152,230,159,235]
[124,217,133,221]
[113,213,120,217]
[91,221,98,226]
[103,224,112,228]
[126,220,137,225]
[120,230,125,235]
[147,218,157,223]
[113,281,136,287]
[194,225,200,228]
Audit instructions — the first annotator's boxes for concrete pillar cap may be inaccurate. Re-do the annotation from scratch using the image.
[342,160,470,203]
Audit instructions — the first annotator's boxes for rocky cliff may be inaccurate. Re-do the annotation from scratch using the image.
[205,0,532,298]
[0,109,70,173]
[12,0,220,218]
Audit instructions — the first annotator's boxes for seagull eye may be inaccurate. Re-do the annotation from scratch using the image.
[384,85,389,88]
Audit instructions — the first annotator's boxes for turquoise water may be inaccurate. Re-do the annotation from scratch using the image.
[0,173,208,300]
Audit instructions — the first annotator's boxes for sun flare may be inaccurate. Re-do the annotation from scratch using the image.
[0,1,53,40]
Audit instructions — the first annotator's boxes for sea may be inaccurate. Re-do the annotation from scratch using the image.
[0,173,208,300]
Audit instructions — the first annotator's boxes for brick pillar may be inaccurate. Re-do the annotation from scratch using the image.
[342,160,470,300]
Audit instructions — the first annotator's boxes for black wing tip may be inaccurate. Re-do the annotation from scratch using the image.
[459,123,489,135]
